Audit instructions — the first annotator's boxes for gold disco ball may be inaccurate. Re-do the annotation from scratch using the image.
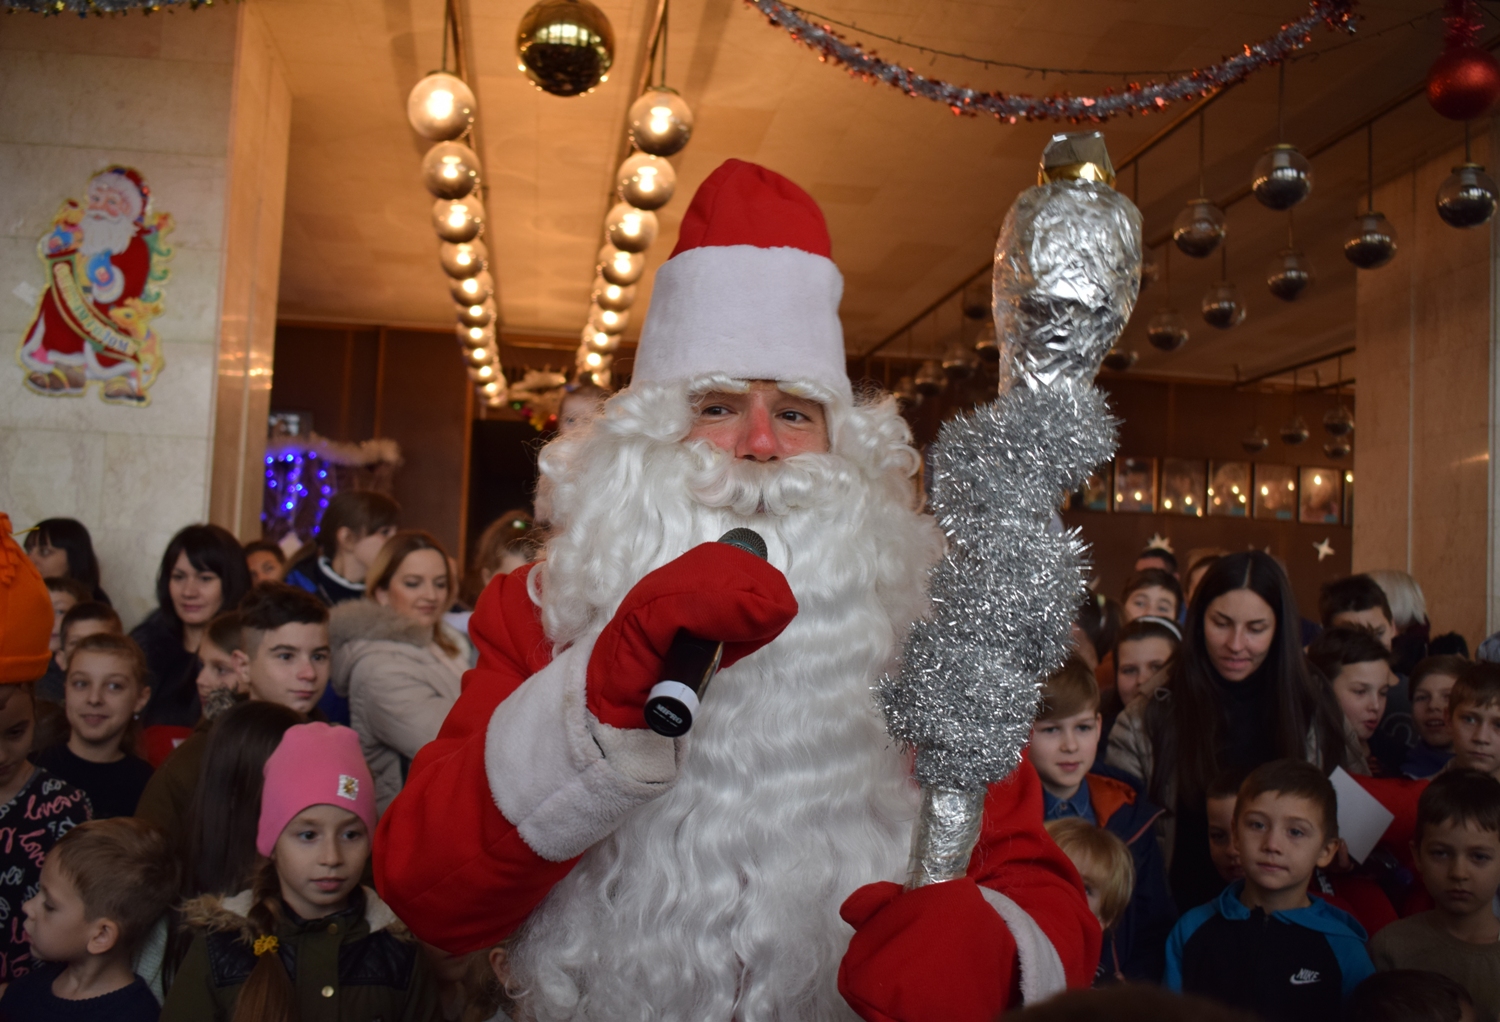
[516,0,614,97]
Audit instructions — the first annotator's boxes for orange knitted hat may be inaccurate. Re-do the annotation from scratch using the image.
[0,514,52,684]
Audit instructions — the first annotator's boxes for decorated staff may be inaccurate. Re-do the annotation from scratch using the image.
[882,131,1141,889]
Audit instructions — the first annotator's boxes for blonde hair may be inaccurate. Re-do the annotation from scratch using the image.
[1366,570,1428,631]
[366,531,458,657]
[1045,818,1134,930]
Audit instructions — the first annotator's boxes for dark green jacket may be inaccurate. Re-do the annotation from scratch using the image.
[161,885,439,1022]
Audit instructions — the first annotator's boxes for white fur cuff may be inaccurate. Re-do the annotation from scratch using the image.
[979,886,1068,1004]
[484,642,682,862]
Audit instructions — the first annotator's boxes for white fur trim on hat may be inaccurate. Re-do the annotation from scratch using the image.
[634,245,852,403]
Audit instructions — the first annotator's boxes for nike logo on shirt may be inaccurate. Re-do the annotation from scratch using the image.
[1289,968,1321,985]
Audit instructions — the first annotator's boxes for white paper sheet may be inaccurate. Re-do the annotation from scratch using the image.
[1329,766,1395,864]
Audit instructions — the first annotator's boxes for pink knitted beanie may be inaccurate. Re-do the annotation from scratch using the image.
[257,722,377,856]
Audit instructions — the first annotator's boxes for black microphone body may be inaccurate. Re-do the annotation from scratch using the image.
[643,529,767,737]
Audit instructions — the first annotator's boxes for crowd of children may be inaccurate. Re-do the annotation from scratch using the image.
[8,499,1500,1020]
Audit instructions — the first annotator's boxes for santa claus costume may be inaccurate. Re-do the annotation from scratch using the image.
[375,159,1099,1022]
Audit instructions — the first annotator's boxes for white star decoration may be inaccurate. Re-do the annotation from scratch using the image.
[1314,538,1335,562]
[1144,533,1173,554]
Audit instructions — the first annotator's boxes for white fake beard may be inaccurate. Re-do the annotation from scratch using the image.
[79,208,138,257]
[508,381,944,1022]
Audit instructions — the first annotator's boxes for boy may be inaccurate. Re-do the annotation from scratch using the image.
[1449,662,1500,780]
[1205,769,1247,887]
[243,538,286,583]
[1348,971,1477,1022]
[1,818,173,1020]
[1406,656,1467,779]
[194,611,249,708]
[1319,574,1397,648]
[1030,657,1176,981]
[1045,818,1136,985]
[1369,770,1500,1021]
[36,580,96,706]
[34,634,154,819]
[1165,759,1373,1020]
[38,601,121,706]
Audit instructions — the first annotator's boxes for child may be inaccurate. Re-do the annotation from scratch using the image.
[38,601,122,706]
[1045,818,1135,985]
[1205,769,1247,887]
[33,634,154,819]
[243,539,286,584]
[1031,656,1176,981]
[1098,616,1180,751]
[1319,574,1397,648]
[1120,568,1181,625]
[1348,970,1478,1022]
[1448,662,1500,780]
[1307,626,1396,776]
[162,722,438,1020]
[1165,759,1373,1020]
[43,577,91,654]
[0,818,173,1020]
[194,610,250,707]
[1406,656,1467,779]
[1369,770,1500,1021]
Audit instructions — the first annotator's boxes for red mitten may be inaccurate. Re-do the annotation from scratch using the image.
[838,879,1016,1022]
[586,543,798,729]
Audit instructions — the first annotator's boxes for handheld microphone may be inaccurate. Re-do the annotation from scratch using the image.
[643,528,768,737]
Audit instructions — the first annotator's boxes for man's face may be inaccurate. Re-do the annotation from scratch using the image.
[1413,816,1500,921]
[685,381,829,461]
[246,622,330,714]
[1233,791,1337,900]
[1413,672,1458,749]
[1028,709,1101,799]
[1451,699,1500,777]
[1206,794,1243,883]
[1330,608,1395,650]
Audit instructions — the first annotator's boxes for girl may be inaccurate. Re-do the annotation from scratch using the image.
[163,722,438,1021]
[330,531,472,813]
[1098,616,1181,752]
[23,517,109,604]
[132,525,251,728]
[1307,626,1395,776]
[1106,550,1350,911]
[461,510,538,608]
[34,632,154,818]
[1095,571,1182,689]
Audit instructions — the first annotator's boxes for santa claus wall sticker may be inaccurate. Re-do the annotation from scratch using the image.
[16,166,174,406]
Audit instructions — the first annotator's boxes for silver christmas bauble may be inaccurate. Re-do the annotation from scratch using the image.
[582,325,620,353]
[627,87,693,157]
[469,362,501,383]
[464,343,499,368]
[516,0,614,97]
[914,360,946,394]
[598,243,645,286]
[1242,426,1270,454]
[422,141,481,200]
[1280,415,1310,445]
[1436,162,1499,228]
[440,239,488,278]
[1323,405,1355,438]
[407,72,477,141]
[1146,308,1189,351]
[1173,199,1225,258]
[973,322,999,362]
[1138,245,1160,292]
[1101,347,1138,372]
[591,276,635,312]
[1344,211,1398,269]
[1251,144,1313,210]
[1324,439,1351,459]
[457,299,496,328]
[893,375,921,407]
[1266,248,1313,301]
[1201,281,1246,329]
[605,202,657,253]
[456,323,495,348]
[961,278,990,320]
[432,197,485,244]
[450,270,495,304]
[942,342,977,381]
[615,152,677,210]
[589,303,629,334]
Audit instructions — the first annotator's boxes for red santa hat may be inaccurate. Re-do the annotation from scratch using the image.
[633,160,851,403]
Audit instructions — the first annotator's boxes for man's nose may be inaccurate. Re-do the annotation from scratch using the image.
[737,403,779,461]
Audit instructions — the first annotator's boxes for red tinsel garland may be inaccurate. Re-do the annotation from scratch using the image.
[747,0,1359,123]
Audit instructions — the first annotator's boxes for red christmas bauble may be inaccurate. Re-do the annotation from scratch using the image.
[1427,45,1500,120]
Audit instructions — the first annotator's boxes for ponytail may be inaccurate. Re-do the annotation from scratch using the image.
[231,860,299,1022]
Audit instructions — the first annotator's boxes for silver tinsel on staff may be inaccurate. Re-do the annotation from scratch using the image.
[882,132,1141,888]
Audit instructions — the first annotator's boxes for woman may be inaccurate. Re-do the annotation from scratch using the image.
[23,518,109,604]
[329,531,472,813]
[132,525,250,728]
[1107,550,1351,910]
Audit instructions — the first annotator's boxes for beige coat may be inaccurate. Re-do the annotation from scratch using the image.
[330,601,471,814]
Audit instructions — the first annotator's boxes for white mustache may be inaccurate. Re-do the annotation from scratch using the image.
[686,448,838,517]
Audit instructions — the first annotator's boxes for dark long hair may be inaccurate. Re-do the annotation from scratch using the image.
[1145,551,1347,807]
[233,860,299,1022]
[154,525,251,637]
[25,518,108,603]
[182,701,302,899]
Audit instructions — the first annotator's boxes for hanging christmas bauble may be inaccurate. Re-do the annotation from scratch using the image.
[582,325,621,352]
[1172,199,1226,258]
[1146,308,1189,351]
[481,379,503,400]
[1437,162,1500,227]
[1280,415,1310,446]
[1324,439,1352,459]
[450,270,495,305]
[1241,425,1270,454]
[1250,144,1314,210]
[407,72,477,141]
[942,342,977,381]
[470,362,501,383]
[1101,347,1138,372]
[421,142,481,200]
[1201,281,1246,329]
[582,349,614,372]
[457,299,496,328]
[440,239,488,278]
[1427,45,1500,120]
[605,203,657,253]
[591,276,635,312]
[1138,245,1160,292]
[615,153,677,211]
[1344,211,1398,269]
[465,343,499,367]
[973,321,999,362]
[1323,404,1355,438]
[589,304,629,334]
[893,375,920,406]
[432,197,485,244]
[1266,248,1313,301]
[914,360,946,394]
[457,323,495,348]
[516,0,615,97]
[628,87,693,157]
[598,243,645,286]
[961,278,991,320]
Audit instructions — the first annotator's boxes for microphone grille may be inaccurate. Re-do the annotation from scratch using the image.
[717,528,768,560]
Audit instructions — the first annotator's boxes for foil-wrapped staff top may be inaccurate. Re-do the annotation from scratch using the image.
[881,132,1140,887]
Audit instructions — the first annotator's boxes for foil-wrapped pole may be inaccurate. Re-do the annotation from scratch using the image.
[883,132,1140,889]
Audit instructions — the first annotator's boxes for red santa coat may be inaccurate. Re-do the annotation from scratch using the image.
[21,229,151,373]
[374,564,1100,1000]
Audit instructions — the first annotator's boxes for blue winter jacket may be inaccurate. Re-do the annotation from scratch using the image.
[1086,765,1177,983]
